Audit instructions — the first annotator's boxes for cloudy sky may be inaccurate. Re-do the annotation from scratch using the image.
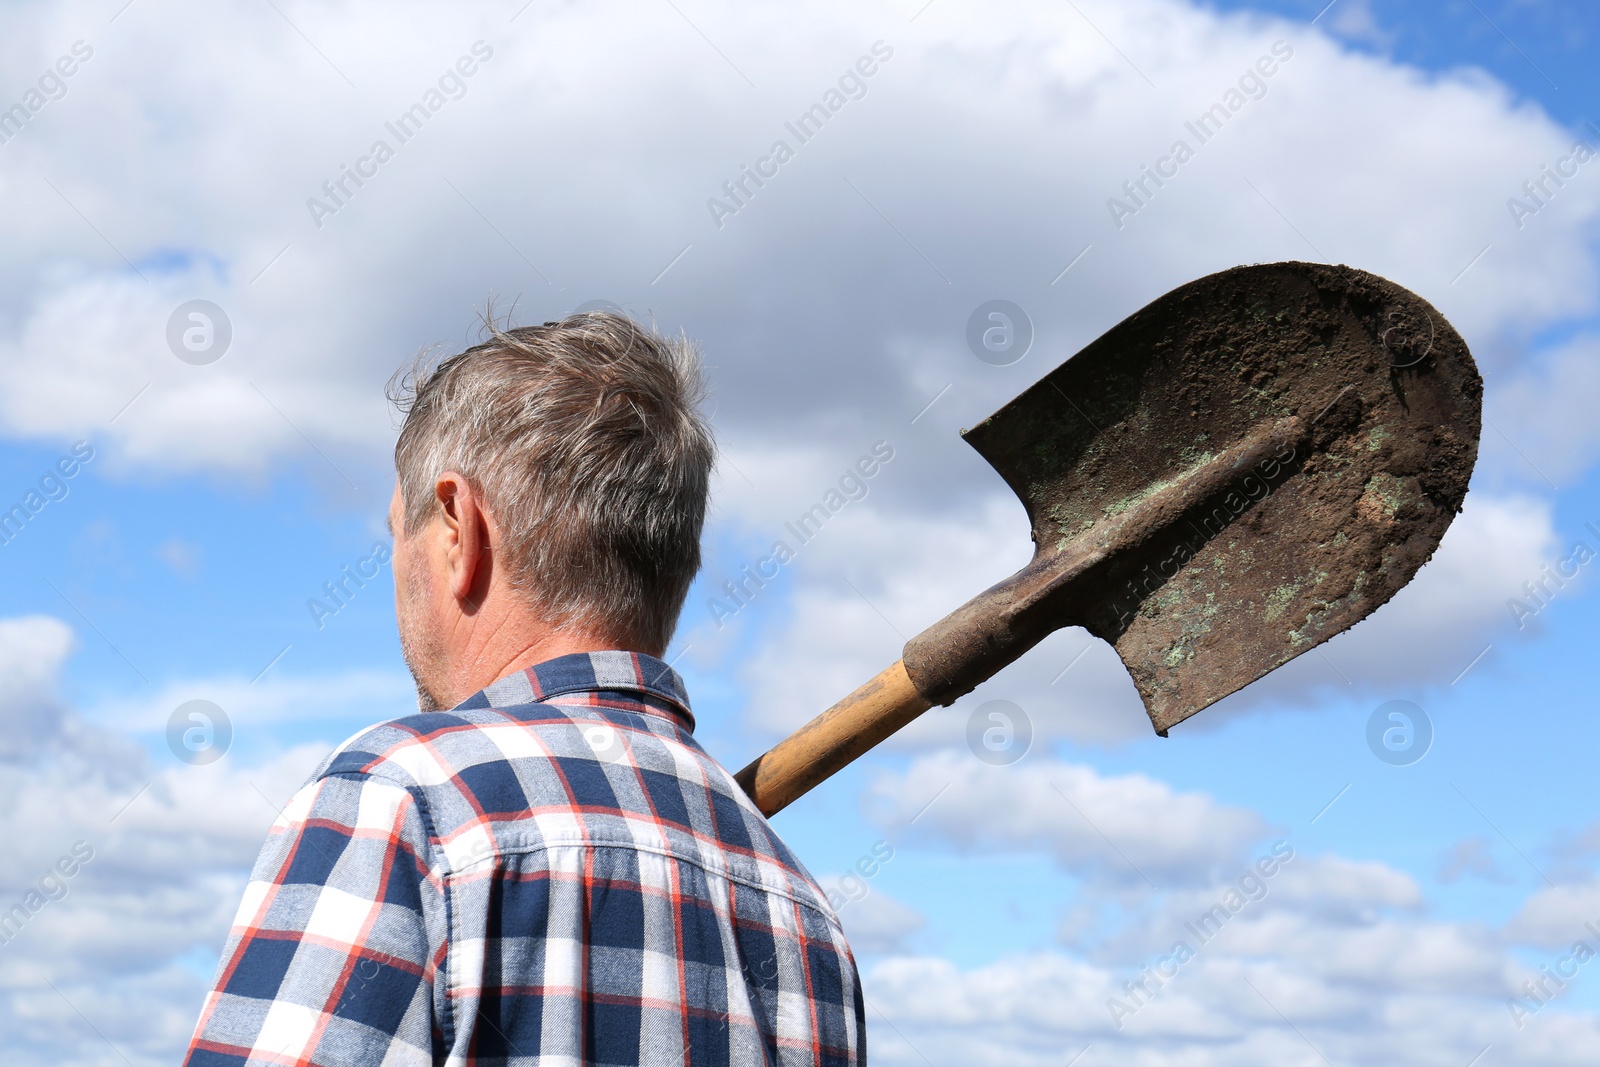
[1,0,1598,1063]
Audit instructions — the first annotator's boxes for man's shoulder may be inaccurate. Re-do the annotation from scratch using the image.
[300,702,816,889]
[309,705,533,783]
[307,702,643,798]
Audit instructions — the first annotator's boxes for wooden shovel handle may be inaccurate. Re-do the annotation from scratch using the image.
[733,660,934,817]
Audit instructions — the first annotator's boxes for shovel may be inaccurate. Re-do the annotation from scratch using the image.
[735,261,1482,817]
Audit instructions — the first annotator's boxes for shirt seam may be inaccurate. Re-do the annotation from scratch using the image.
[438,838,843,929]
[412,783,456,1057]
[317,770,457,1051]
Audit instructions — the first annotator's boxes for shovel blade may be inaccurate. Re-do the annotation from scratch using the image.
[962,262,1481,733]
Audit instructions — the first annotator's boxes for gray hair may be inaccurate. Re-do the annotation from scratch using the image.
[390,311,714,652]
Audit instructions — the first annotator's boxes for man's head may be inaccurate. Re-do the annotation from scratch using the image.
[388,311,714,710]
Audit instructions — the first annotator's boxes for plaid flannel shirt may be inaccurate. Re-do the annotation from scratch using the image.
[184,651,864,1066]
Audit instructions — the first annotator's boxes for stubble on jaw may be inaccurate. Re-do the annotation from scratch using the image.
[397,550,448,712]
[409,670,443,712]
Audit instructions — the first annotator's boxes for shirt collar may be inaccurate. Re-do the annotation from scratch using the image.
[463,650,694,730]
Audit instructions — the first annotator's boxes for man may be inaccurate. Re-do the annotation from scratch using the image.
[184,313,865,1066]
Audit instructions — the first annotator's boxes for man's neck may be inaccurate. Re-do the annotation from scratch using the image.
[433,621,638,709]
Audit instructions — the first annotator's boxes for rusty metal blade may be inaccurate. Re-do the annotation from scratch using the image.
[961,262,1481,734]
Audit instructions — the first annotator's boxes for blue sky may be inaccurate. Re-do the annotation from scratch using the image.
[3,1,1600,1064]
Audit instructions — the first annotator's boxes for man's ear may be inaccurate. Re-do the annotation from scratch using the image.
[433,471,489,604]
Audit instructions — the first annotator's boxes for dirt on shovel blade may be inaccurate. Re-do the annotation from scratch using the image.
[961,262,1482,734]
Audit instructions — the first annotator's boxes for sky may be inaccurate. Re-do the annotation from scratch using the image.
[1,0,1598,1063]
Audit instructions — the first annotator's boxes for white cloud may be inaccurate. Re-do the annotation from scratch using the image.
[866,750,1266,887]
[1491,332,1600,488]
[0,616,336,1065]
[1505,878,1600,950]
[0,615,74,759]
[862,952,1114,1064]
[0,266,382,481]
[856,932,1586,1067]
[854,855,1581,1065]
[0,0,1593,485]
[1263,853,1423,919]
[1325,0,1396,50]
[858,950,1468,1066]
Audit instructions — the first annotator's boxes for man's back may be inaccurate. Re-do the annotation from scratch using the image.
[185,651,864,1066]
